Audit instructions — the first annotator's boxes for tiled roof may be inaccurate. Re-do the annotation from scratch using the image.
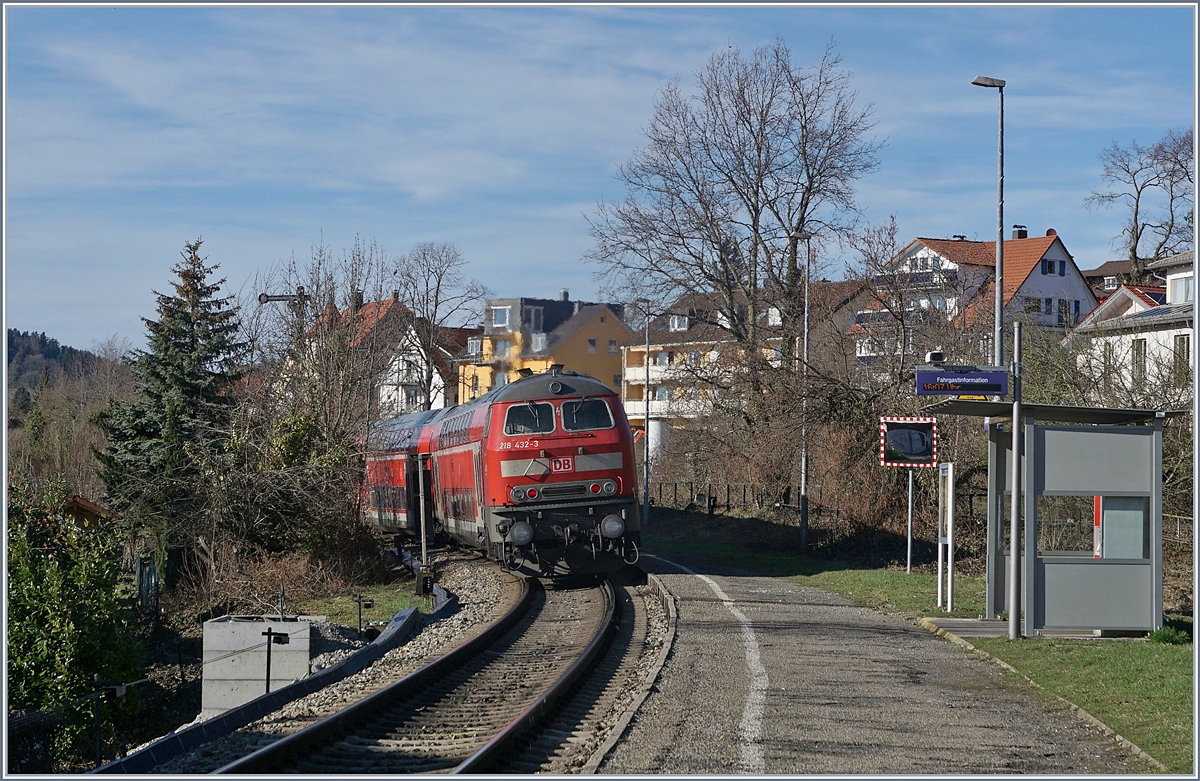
[1081,259,1132,278]
[1126,285,1167,307]
[1146,250,1194,271]
[1075,301,1193,334]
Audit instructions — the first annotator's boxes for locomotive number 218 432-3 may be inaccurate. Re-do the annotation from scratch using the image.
[497,439,540,450]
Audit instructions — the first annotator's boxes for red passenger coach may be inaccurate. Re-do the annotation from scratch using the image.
[364,369,641,578]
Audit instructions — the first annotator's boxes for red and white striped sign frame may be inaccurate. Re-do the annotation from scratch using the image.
[879,416,938,468]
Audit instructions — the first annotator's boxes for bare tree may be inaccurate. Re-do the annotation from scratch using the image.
[1086,128,1194,281]
[588,38,881,366]
[392,242,491,411]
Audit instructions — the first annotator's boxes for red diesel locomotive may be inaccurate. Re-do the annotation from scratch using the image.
[364,368,641,578]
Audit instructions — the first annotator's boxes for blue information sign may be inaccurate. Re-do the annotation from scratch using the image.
[916,369,1009,396]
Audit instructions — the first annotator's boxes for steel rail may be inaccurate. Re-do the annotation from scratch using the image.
[452,576,618,773]
[213,576,535,774]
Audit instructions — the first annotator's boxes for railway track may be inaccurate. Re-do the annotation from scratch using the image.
[215,575,618,774]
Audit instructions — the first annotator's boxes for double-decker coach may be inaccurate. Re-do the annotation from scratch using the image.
[364,368,641,577]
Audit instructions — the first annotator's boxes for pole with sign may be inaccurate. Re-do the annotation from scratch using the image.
[880,417,938,574]
[938,462,956,610]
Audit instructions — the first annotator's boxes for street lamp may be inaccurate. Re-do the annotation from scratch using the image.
[972,75,1005,367]
[789,229,813,551]
[636,299,652,530]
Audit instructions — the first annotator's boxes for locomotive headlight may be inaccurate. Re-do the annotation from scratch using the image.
[511,487,527,502]
[600,514,625,539]
[510,521,535,546]
[601,480,617,495]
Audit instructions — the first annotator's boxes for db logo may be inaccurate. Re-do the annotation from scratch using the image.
[550,457,574,473]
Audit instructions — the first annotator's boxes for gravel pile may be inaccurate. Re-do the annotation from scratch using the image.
[153,553,513,774]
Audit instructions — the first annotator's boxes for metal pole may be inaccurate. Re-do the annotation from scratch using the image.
[643,303,651,529]
[906,468,914,574]
[264,629,274,694]
[947,462,955,611]
[418,455,429,567]
[995,85,1005,368]
[800,235,811,551]
[94,693,102,767]
[1008,321,1022,640]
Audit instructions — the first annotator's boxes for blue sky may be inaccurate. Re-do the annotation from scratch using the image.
[4,3,1196,351]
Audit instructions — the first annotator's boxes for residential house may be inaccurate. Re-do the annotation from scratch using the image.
[304,291,481,417]
[623,281,871,456]
[1066,250,1193,394]
[1081,259,1134,299]
[458,291,632,401]
[850,227,1098,363]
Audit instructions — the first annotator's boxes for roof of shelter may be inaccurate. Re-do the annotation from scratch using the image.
[922,398,1186,425]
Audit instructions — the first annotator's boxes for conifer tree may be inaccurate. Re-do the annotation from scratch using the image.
[95,239,244,564]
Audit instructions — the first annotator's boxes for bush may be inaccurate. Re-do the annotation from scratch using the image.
[6,473,144,771]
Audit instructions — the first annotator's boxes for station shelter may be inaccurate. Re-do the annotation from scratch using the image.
[924,399,1182,636]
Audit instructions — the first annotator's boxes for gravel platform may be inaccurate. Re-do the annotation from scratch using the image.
[599,554,1146,775]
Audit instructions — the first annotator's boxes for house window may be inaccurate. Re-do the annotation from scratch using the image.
[1023,297,1042,314]
[669,314,689,331]
[531,332,547,352]
[1073,300,1081,321]
[1042,259,1053,275]
[655,352,670,366]
[1056,299,1069,327]
[1131,339,1147,385]
[1104,276,1118,291]
[471,375,479,395]
[525,306,543,332]
[1174,334,1191,384]
[1058,260,1066,276]
[654,386,671,401]
[1044,298,1053,315]
[768,307,782,326]
[491,306,511,329]
[493,339,511,360]
[467,337,482,356]
[495,371,509,387]
[931,257,941,271]
[1102,342,1114,378]
[688,349,701,365]
[405,388,422,408]
[613,374,622,388]
[588,338,598,354]
[1169,276,1195,303]
[609,339,619,354]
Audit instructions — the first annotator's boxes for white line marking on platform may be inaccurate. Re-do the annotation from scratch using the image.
[648,556,767,773]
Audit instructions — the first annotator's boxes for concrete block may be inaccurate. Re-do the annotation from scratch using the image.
[201,615,323,720]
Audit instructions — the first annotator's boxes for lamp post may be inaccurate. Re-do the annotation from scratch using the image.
[636,299,652,529]
[789,229,813,550]
[971,75,1005,368]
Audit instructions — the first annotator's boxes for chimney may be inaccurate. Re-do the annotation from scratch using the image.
[392,289,399,302]
[952,234,967,241]
[573,301,581,315]
[560,289,569,302]
[1046,228,1057,237]
[1011,225,1028,239]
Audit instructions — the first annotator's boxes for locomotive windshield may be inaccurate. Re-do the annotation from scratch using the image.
[562,398,614,431]
[505,402,555,435]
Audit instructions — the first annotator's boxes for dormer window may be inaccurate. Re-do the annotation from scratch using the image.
[767,307,782,326]
[669,314,689,331]
[1103,276,1118,291]
[491,306,511,330]
[524,306,543,332]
